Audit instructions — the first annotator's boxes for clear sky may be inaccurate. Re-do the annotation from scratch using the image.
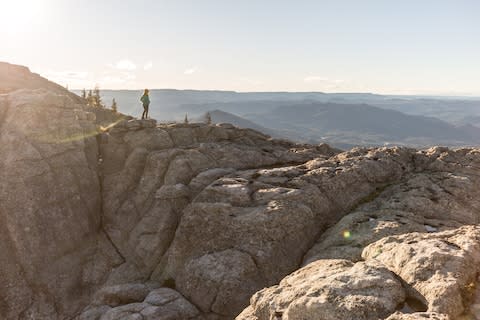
[1,0,479,94]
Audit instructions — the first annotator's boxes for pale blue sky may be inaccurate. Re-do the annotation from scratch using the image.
[1,0,479,94]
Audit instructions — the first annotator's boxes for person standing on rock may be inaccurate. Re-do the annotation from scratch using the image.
[140,89,150,119]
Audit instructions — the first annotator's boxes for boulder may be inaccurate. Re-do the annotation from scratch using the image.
[237,259,405,320]
[362,226,480,318]
[78,287,202,320]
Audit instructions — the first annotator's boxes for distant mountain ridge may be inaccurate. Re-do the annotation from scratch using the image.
[257,102,466,137]
[188,101,480,148]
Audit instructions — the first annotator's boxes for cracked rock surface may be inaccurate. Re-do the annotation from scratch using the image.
[238,148,480,320]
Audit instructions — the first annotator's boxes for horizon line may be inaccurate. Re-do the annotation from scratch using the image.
[69,88,480,98]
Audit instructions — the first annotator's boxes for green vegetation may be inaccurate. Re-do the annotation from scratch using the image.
[111,98,118,113]
[80,85,119,112]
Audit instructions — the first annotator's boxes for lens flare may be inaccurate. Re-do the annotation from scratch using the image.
[34,118,126,145]
[35,128,99,144]
[100,118,127,131]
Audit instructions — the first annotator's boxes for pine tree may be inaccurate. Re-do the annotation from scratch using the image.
[184,113,189,124]
[205,111,212,124]
[87,90,94,107]
[111,98,118,113]
[93,85,103,108]
[81,88,87,99]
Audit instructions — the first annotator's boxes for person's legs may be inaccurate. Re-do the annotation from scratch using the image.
[142,105,147,119]
[145,105,149,119]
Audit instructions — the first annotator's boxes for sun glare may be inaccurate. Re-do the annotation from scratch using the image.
[0,0,43,34]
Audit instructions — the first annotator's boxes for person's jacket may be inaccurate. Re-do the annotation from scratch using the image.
[140,94,150,106]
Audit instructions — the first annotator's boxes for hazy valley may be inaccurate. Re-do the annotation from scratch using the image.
[91,89,480,149]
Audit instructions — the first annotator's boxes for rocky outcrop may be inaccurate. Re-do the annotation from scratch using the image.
[2,67,480,320]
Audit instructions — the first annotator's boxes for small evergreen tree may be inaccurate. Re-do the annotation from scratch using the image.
[205,111,212,125]
[93,85,103,108]
[87,90,94,107]
[184,113,189,124]
[81,88,87,99]
[111,98,118,113]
